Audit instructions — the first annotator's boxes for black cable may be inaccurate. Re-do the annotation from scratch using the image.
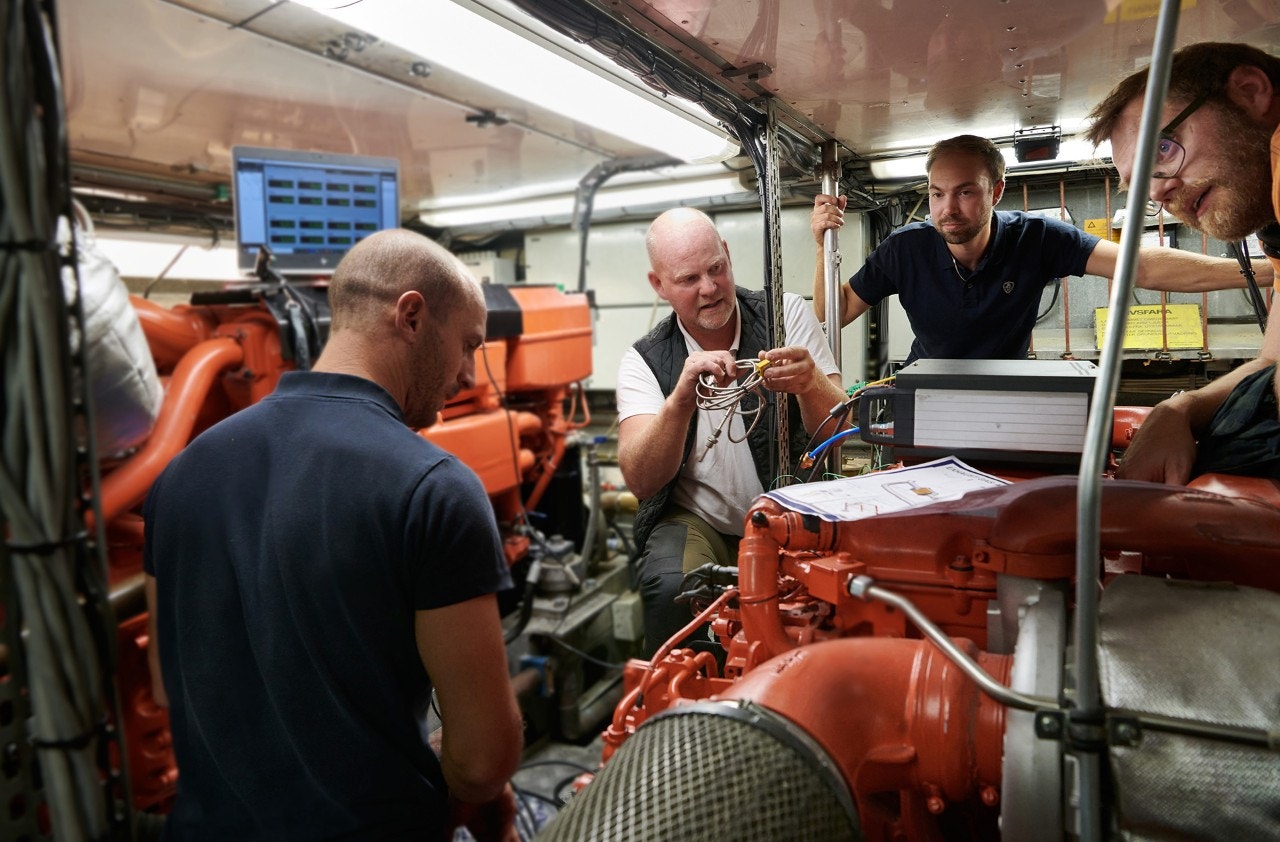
[1229,239,1270,334]
[1037,279,1062,323]
[517,759,596,774]
[504,577,538,646]
[509,784,539,841]
[515,787,564,811]
[544,636,626,671]
[608,521,635,564]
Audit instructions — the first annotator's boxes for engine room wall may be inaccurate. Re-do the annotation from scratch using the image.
[523,205,867,394]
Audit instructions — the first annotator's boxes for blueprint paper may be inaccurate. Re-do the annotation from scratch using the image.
[763,456,1010,522]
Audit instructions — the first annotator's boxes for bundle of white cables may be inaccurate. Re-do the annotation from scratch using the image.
[694,358,771,462]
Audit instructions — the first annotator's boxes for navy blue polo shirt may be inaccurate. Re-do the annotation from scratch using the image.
[850,210,1099,362]
[143,371,511,841]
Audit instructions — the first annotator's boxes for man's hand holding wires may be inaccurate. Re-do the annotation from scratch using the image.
[757,346,824,397]
[676,350,742,404]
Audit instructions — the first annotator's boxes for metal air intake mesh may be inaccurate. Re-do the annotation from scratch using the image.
[537,701,861,841]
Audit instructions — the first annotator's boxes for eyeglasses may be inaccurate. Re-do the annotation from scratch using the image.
[1152,89,1213,179]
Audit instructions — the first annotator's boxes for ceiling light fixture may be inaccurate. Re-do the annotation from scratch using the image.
[867,138,1112,181]
[295,0,737,164]
[418,172,747,228]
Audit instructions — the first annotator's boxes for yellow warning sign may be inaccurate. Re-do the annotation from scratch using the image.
[1095,304,1203,350]
[1105,0,1196,24]
[1084,218,1120,243]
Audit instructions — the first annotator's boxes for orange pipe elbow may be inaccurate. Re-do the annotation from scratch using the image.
[515,411,542,436]
[720,637,1008,834]
[130,296,216,367]
[523,430,565,513]
[737,510,796,662]
[1112,405,1150,449]
[96,337,244,525]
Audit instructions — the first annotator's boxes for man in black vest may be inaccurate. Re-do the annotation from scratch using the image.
[616,208,846,654]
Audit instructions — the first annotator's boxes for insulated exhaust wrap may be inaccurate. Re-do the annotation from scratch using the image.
[538,701,862,841]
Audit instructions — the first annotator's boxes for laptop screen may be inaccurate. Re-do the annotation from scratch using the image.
[232,145,400,276]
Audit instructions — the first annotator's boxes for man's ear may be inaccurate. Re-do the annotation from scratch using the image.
[647,271,668,300]
[1224,64,1275,121]
[394,290,427,339]
[991,178,1006,207]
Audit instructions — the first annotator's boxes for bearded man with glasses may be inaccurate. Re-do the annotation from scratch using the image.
[1088,41,1280,482]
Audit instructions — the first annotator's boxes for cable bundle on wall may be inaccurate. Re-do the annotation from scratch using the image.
[0,1,130,838]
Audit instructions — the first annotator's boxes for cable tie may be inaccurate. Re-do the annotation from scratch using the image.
[30,717,109,751]
[5,530,89,556]
[0,239,56,253]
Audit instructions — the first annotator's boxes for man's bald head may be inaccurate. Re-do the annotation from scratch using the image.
[329,229,480,333]
[646,207,721,273]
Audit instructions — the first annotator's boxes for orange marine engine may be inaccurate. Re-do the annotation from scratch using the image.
[539,475,1280,841]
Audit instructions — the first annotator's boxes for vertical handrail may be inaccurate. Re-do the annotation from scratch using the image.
[1073,1,1182,838]
[1200,231,1212,357]
[1104,175,1113,299]
[1023,183,1037,358]
[1158,213,1171,356]
[821,142,843,362]
[820,141,843,478]
[1059,177,1074,359]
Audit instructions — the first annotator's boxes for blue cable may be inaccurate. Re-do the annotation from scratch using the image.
[808,426,860,461]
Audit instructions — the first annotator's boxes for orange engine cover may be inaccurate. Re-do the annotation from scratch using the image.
[504,286,592,390]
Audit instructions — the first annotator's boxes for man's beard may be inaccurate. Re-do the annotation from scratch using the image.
[1165,106,1275,242]
[936,215,985,245]
[694,297,735,332]
[405,325,451,429]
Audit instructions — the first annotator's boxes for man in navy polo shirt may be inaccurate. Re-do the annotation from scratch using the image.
[143,229,522,840]
[811,134,1264,363]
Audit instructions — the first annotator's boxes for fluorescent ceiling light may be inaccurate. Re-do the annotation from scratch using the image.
[297,0,737,164]
[868,154,927,181]
[419,173,747,227]
[868,138,1112,181]
[419,162,733,211]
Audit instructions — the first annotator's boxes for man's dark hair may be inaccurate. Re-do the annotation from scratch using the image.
[1087,42,1280,146]
[926,135,1006,185]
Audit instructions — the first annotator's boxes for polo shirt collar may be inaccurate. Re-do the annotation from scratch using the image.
[274,370,405,422]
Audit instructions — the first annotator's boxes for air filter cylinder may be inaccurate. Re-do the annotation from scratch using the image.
[537,701,861,841]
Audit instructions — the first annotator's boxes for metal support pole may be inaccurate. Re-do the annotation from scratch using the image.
[762,100,789,485]
[820,141,843,478]
[1073,2,1182,838]
[820,142,843,361]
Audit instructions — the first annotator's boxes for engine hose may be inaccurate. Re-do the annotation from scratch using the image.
[504,560,541,645]
[578,442,602,563]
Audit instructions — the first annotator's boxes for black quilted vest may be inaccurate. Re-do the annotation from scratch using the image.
[630,287,810,554]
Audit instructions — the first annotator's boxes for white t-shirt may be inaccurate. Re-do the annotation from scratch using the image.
[616,292,840,536]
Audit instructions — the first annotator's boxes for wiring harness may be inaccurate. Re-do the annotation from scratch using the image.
[694,359,771,462]
[1,0,130,837]
[795,376,895,481]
